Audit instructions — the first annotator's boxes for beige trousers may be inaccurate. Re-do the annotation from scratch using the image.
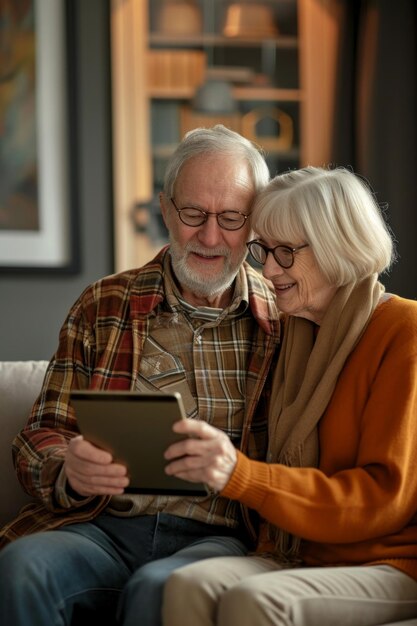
[163,555,417,626]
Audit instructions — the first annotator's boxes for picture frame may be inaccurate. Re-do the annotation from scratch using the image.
[0,0,79,274]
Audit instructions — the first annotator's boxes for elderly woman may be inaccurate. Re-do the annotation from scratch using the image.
[161,166,417,626]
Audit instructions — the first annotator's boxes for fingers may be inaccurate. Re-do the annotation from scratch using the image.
[65,469,129,497]
[164,420,222,462]
[165,448,237,492]
[64,435,129,497]
[171,418,217,439]
[164,431,224,462]
[164,422,237,492]
[69,435,113,464]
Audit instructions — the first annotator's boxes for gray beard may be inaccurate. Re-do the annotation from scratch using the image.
[168,239,245,299]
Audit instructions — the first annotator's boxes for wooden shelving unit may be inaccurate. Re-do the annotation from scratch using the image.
[111,0,339,272]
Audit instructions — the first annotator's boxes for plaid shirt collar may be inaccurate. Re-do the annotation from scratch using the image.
[129,246,278,336]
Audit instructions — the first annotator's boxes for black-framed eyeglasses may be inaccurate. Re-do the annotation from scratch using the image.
[171,198,250,231]
[246,239,309,269]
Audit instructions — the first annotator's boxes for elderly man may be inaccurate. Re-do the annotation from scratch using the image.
[0,125,279,626]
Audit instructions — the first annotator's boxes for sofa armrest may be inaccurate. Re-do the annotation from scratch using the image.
[0,360,49,527]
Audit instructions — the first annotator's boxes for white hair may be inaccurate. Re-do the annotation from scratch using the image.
[251,166,395,286]
[163,124,270,197]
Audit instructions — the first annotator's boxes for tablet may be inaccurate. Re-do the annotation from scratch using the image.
[70,390,207,496]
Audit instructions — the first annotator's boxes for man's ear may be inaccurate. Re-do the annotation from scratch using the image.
[159,192,169,229]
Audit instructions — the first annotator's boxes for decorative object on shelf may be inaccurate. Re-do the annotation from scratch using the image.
[156,0,203,36]
[222,2,279,38]
[241,106,293,152]
[205,65,255,85]
[147,49,206,91]
[131,200,167,243]
[192,78,237,113]
[185,1,240,115]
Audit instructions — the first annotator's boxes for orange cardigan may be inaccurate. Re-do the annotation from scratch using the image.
[222,295,417,581]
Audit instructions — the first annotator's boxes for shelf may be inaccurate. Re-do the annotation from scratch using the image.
[149,33,298,49]
[150,86,302,101]
[233,87,301,101]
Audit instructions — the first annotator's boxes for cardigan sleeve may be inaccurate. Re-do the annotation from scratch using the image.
[221,297,417,545]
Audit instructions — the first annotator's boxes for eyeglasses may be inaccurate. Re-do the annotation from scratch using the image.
[171,198,249,231]
[246,239,309,269]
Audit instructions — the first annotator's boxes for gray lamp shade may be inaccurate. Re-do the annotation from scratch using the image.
[192,79,237,113]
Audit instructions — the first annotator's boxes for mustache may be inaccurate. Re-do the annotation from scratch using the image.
[184,242,231,258]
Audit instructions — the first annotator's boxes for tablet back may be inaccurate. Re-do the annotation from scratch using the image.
[71,390,207,496]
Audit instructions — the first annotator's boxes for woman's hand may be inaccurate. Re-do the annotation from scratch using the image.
[64,435,130,496]
[164,420,237,493]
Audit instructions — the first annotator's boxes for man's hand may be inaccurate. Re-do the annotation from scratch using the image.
[164,420,237,493]
[64,435,129,496]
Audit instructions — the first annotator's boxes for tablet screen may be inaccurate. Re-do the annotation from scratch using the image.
[71,390,207,496]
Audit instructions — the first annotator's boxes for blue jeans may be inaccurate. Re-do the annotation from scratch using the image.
[0,512,249,626]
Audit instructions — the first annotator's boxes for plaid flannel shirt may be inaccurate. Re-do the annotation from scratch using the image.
[0,247,280,547]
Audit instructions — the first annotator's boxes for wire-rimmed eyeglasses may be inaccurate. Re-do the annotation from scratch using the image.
[171,198,249,231]
[246,239,309,269]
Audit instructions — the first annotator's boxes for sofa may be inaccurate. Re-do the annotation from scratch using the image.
[0,360,49,528]
[2,361,417,625]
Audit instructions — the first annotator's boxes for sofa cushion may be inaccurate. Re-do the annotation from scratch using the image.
[0,360,48,527]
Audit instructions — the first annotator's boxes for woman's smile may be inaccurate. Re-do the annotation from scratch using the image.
[273,281,296,293]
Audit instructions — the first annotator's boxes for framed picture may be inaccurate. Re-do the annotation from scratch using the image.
[0,0,79,273]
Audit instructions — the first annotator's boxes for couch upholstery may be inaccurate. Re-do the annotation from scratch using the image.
[0,360,49,527]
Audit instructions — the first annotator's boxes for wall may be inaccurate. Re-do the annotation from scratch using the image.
[0,0,113,361]
[331,0,417,301]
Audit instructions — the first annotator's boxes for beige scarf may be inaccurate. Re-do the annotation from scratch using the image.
[266,274,385,562]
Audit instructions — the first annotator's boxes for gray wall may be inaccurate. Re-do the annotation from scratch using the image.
[0,0,113,361]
